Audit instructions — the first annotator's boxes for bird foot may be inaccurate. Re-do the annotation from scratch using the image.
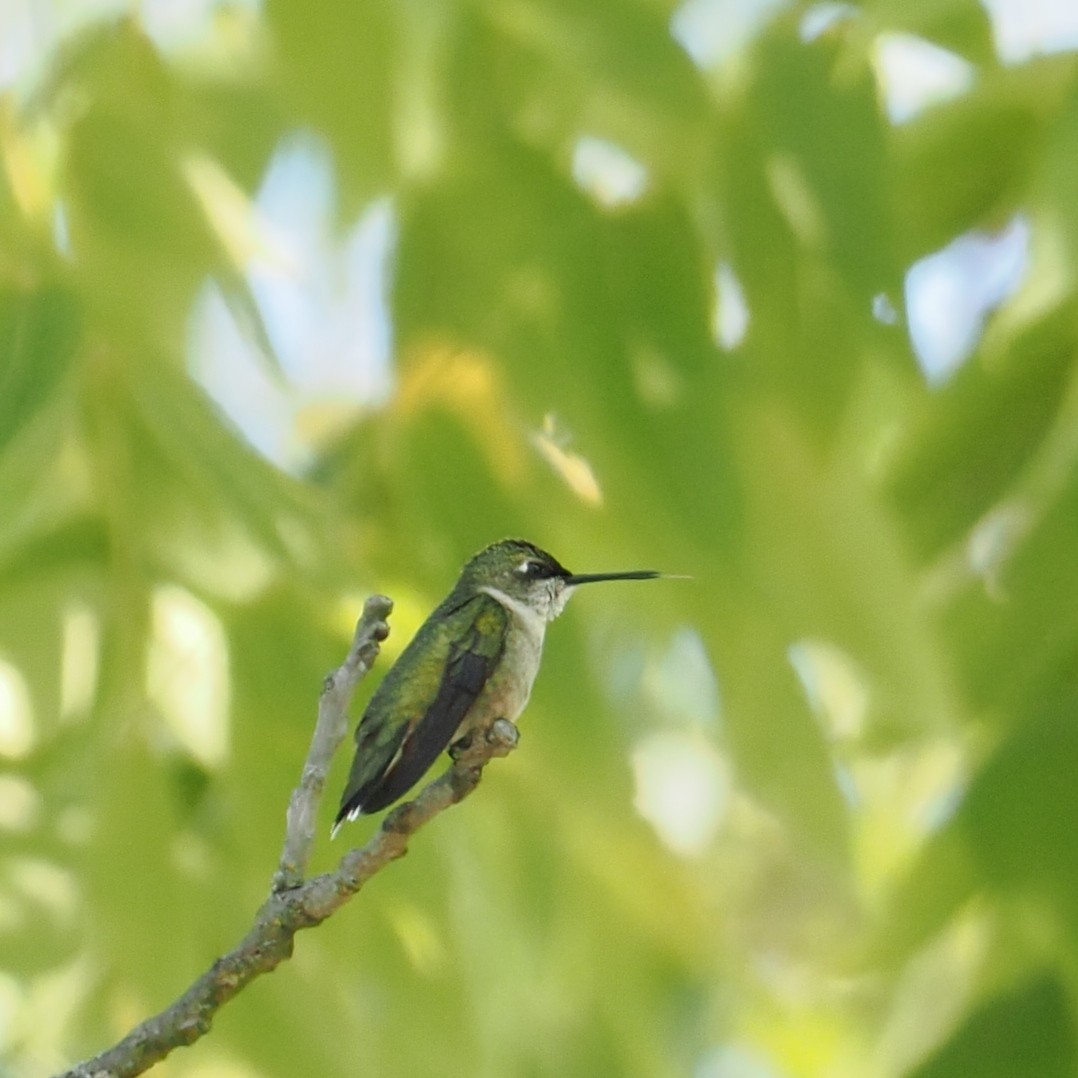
[448,720,519,762]
[448,732,474,761]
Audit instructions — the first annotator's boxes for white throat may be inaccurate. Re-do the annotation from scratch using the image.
[481,584,572,634]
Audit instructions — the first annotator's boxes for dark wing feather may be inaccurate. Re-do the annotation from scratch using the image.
[357,648,491,813]
[336,594,509,821]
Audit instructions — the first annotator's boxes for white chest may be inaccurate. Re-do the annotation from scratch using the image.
[479,586,549,722]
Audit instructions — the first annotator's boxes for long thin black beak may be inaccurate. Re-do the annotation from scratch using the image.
[563,570,664,586]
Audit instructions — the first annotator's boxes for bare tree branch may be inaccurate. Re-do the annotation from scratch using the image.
[272,593,393,892]
[55,596,519,1078]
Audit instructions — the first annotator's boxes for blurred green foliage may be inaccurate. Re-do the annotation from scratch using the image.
[2,1,1078,1076]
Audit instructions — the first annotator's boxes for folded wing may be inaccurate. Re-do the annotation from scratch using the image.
[335,593,509,823]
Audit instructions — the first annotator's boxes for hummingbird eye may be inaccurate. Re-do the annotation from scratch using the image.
[517,559,544,578]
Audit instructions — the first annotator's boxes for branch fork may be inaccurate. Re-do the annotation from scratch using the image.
[58,593,518,1078]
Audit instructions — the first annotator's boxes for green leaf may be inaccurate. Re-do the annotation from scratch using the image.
[862,0,995,63]
[0,286,80,455]
[961,718,1078,909]
[911,976,1077,1078]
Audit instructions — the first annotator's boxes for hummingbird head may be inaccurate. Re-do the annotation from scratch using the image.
[458,539,662,622]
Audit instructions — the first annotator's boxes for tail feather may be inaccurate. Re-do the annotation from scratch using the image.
[330,800,363,839]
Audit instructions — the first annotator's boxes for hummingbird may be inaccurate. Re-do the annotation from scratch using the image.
[333,539,661,833]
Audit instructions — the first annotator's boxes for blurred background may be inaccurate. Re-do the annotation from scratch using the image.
[3,0,1078,1075]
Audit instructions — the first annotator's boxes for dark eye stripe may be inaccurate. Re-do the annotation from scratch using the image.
[518,559,554,578]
